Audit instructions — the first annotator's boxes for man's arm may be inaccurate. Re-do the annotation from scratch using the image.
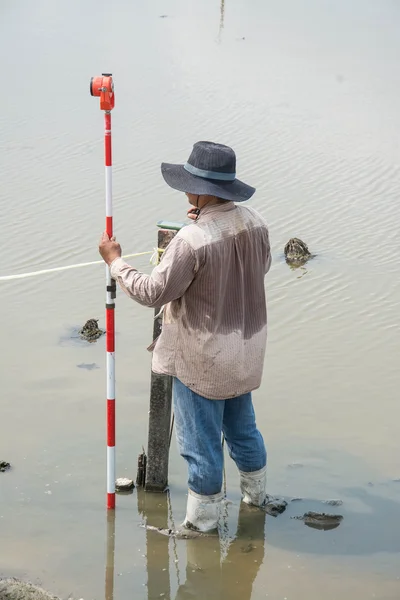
[109,235,196,308]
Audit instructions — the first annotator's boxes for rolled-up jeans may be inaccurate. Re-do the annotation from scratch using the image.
[173,377,267,496]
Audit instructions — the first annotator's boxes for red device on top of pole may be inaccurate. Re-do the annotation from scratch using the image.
[90,74,116,509]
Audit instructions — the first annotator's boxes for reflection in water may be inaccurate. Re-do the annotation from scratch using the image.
[176,504,266,600]
[102,485,400,600]
[138,489,173,599]
[217,0,225,44]
[140,490,266,600]
[105,511,116,600]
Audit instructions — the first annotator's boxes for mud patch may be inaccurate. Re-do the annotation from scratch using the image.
[323,499,343,506]
[144,524,219,539]
[292,511,343,531]
[0,578,63,600]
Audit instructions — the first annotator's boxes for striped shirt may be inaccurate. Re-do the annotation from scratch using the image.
[110,202,271,400]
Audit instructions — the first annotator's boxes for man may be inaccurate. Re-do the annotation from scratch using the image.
[99,141,272,533]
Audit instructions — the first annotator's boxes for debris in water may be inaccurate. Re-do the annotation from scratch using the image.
[78,319,105,342]
[136,449,147,487]
[0,461,11,472]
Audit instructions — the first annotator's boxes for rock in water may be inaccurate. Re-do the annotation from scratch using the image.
[0,461,11,472]
[78,319,104,342]
[115,477,135,492]
[0,578,62,600]
[284,238,312,267]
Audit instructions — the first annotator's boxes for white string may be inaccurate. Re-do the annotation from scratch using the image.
[0,250,163,282]
[150,248,161,266]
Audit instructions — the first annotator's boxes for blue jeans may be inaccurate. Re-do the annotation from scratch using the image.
[173,378,267,496]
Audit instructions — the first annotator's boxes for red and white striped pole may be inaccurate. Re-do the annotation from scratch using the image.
[90,74,116,509]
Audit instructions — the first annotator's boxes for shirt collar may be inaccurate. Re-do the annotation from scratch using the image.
[196,202,236,220]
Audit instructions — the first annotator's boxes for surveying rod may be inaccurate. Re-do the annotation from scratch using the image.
[90,74,116,509]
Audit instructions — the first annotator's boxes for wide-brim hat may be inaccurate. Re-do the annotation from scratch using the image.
[161,141,255,202]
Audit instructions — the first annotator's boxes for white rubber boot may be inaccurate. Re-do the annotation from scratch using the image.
[239,465,267,507]
[183,489,224,532]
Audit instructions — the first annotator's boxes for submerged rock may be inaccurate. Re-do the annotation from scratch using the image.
[292,511,343,531]
[0,461,11,472]
[284,238,312,267]
[78,319,104,343]
[0,578,63,600]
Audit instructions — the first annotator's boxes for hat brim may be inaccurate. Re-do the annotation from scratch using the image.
[161,163,255,202]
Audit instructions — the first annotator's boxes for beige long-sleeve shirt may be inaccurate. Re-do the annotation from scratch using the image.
[110,202,271,400]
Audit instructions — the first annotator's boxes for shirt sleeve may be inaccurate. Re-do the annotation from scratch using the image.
[109,235,196,308]
[263,228,272,274]
[265,237,272,274]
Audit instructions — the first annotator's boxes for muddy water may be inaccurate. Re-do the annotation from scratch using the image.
[1,0,400,598]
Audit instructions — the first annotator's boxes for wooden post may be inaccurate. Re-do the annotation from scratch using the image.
[144,225,181,492]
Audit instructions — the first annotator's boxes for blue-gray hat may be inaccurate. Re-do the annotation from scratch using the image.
[161,141,256,202]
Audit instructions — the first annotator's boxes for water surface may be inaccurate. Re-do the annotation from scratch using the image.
[1,1,400,598]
